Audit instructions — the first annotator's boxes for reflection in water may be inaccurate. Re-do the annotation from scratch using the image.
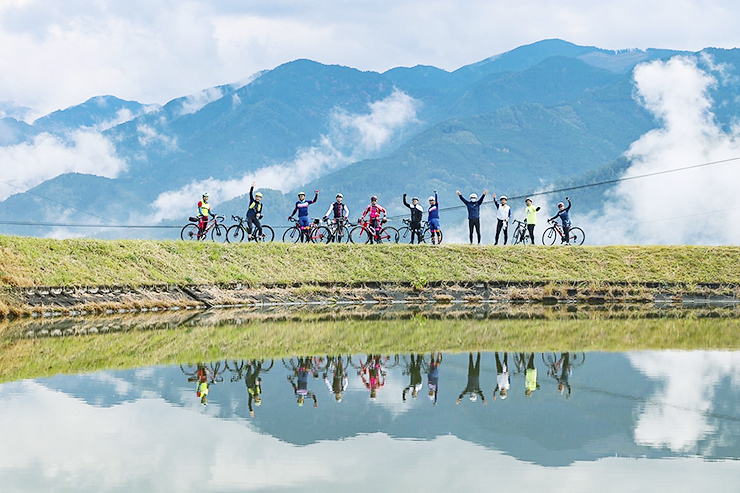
[2,351,740,491]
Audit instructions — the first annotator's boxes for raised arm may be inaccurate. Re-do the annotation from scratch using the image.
[403,193,410,209]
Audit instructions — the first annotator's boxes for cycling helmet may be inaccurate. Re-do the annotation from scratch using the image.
[557,202,564,207]
[412,197,419,202]
[428,196,435,202]
[499,195,507,201]
[371,195,378,201]
[336,193,343,198]
[255,192,263,198]
[202,192,209,198]
[525,197,532,202]
[298,191,306,196]
[469,193,478,201]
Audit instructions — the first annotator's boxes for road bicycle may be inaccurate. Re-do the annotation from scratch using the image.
[322,216,351,243]
[511,219,535,245]
[226,215,275,243]
[181,214,227,241]
[349,218,398,244]
[542,219,585,245]
[282,217,331,243]
[396,219,444,244]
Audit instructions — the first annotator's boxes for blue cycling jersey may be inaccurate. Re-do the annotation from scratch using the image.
[427,192,439,221]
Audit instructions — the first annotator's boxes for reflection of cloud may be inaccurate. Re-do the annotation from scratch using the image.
[0,130,127,201]
[148,89,419,222]
[628,351,740,453]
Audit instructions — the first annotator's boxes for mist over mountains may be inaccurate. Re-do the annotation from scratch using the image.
[2,39,740,243]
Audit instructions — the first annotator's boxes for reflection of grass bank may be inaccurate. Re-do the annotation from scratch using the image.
[1,236,740,316]
[1,315,739,383]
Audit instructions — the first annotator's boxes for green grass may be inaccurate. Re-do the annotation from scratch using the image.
[2,235,740,287]
[1,315,738,383]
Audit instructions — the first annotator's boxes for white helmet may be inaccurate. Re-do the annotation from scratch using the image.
[428,196,435,202]
[469,193,478,201]
[202,192,209,198]
[499,195,507,201]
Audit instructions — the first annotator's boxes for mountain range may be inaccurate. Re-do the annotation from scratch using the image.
[1,39,739,240]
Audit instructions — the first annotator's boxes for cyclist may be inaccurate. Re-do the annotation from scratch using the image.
[427,352,442,405]
[456,189,487,244]
[402,354,423,401]
[246,181,264,240]
[493,194,511,245]
[492,352,510,401]
[427,190,441,245]
[456,352,486,405]
[323,356,348,403]
[360,196,387,244]
[288,190,319,243]
[548,197,572,245]
[323,193,350,241]
[197,192,212,237]
[195,365,209,406]
[524,197,541,245]
[288,357,318,407]
[525,352,540,397]
[359,354,386,399]
[402,193,424,244]
[245,360,263,418]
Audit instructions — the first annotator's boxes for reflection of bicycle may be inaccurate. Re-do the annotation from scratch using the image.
[542,219,585,245]
[226,215,275,243]
[542,352,585,368]
[349,218,398,244]
[225,359,274,382]
[282,217,331,243]
[181,214,227,241]
[180,362,226,384]
[511,219,535,245]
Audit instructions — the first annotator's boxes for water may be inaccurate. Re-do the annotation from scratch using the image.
[2,348,740,491]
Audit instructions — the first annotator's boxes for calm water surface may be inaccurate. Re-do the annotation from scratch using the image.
[2,345,740,491]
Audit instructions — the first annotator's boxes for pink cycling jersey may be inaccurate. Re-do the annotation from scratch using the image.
[362,204,386,220]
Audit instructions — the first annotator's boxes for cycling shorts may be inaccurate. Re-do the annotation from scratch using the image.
[428,218,440,231]
[298,217,310,228]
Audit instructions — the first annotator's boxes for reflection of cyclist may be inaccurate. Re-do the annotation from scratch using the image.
[288,357,318,407]
[323,356,348,403]
[427,191,441,245]
[246,181,264,240]
[524,198,541,245]
[493,352,510,401]
[493,194,511,245]
[525,353,540,397]
[196,364,209,406]
[548,197,572,245]
[456,352,486,405]
[402,354,424,401]
[554,353,572,398]
[245,360,263,418]
[360,196,387,244]
[427,352,442,405]
[359,354,386,399]
[288,190,319,243]
[402,194,424,244]
[197,192,212,236]
[456,189,487,244]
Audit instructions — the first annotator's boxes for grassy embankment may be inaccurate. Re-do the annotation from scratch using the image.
[1,235,739,382]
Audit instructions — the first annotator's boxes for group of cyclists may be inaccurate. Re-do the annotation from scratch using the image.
[195,183,574,245]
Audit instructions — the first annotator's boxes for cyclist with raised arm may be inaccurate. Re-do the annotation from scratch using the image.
[323,193,349,241]
[456,189,487,244]
[288,190,319,243]
[360,195,387,244]
[493,194,511,245]
[288,356,318,407]
[197,192,212,237]
[402,194,424,244]
[524,197,541,245]
[246,181,264,240]
[427,190,441,245]
[549,197,572,245]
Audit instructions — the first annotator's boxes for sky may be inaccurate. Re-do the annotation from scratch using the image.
[2,0,740,118]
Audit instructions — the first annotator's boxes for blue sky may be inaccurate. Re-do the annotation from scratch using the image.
[1,0,739,117]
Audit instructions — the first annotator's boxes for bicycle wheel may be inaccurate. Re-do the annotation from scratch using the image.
[211,223,227,242]
[377,226,398,243]
[334,225,350,243]
[282,226,302,243]
[181,223,201,241]
[542,226,558,246]
[396,227,411,243]
[511,226,523,245]
[569,227,585,245]
[311,225,332,243]
[254,224,275,243]
[350,225,371,244]
[226,224,245,243]
[422,227,442,244]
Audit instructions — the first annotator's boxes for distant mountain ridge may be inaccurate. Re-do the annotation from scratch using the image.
[0,39,737,239]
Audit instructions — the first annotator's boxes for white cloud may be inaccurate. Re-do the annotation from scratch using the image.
[0,130,128,201]
[148,89,419,222]
[578,56,740,245]
[178,87,224,116]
